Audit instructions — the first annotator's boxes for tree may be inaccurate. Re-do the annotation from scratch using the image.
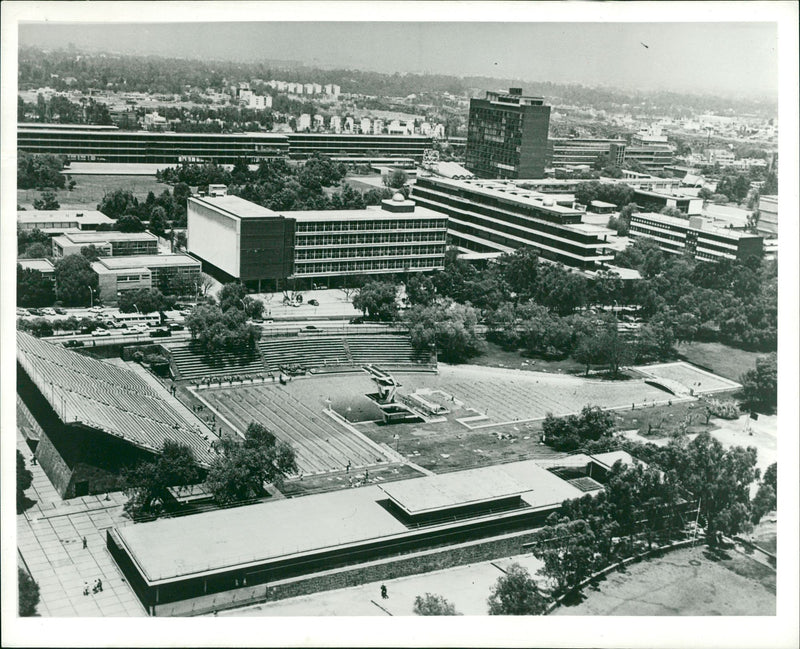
[18,569,40,617]
[530,519,597,595]
[751,483,776,525]
[352,281,399,321]
[18,151,66,190]
[174,231,188,251]
[32,190,60,210]
[121,441,201,519]
[542,405,616,452]
[53,254,98,307]
[98,188,138,219]
[406,299,485,363]
[218,282,249,313]
[413,593,460,616]
[186,303,261,354]
[197,272,215,297]
[496,247,539,300]
[17,317,55,338]
[17,451,34,514]
[404,274,436,306]
[738,353,777,413]
[148,205,169,237]
[20,242,51,259]
[383,169,408,189]
[18,228,51,257]
[80,244,107,262]
[486,563,548,615]
[116,215,146,232]
[118,288,167,314]
[17,265,55,307]
[207,422,297,505]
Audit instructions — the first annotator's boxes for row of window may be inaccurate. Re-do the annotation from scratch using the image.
[294,257,441,275]
[295,232,446,247]
[294,219,446,233]
[294,244,445,260]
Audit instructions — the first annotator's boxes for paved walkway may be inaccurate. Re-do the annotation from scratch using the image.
[17,432,146,617]
[217,553,546,616]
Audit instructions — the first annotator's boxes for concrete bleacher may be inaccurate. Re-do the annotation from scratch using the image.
[169,345,264,381]
[260,336,350,373]
[16,332,216,463]
[346,334,430,367]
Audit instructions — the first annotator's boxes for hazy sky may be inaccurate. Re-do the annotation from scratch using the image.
[19,21,778,99]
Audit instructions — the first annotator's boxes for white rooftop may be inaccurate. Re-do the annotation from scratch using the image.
[17,209,114,225]
[93,254,201,270]
[190,195,281,219]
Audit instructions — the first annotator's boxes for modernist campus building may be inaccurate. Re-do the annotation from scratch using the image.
[51,231,159,258]
[465,89,551,180]
[628,213,764,262]
[411,175,615,270]
[106,450,652,616]
[92,254,202,305]
[187,192,448,290]
[18,123,433,164]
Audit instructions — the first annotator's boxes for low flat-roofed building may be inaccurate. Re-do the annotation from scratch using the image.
[588,200,617,214]
[51,231,159,258]
[188,193,447,291]
[628,212,763,262]
[632,188,702,216]
[92,254,202,304]
[757,194,778,236]
[17,209,115,234]
[17,258,55,281]
[107,457,592,614]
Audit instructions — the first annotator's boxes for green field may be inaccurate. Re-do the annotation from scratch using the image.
[18,174,170,210]
[676,342,765,382]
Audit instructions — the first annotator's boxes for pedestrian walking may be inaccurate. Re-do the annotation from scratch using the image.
[82,536,87,549]
[83,582,90,596]
[380,584,388,599]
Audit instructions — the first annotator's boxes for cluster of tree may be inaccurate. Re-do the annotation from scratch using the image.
[486,563,549,615]
[541,406,616,452]
[738,353,777,414]
[17,314,112,337]
[184,283,263,354]
[18,228,52,258]
[53,255,99,307]
[715,173,753,205]
[751,462,777,525]
[17,451,34,514]
[573,181,635,209]
[97,183,190,232]
[18,569,40,617]
[206,423,297,505]
[19,94,112,125]
[405,299,485,364]
[17,264,55,308]
[117,288,171,315]
[18,152,66,190]
[614,238,776,352]
[352,280,399,322]
[413,593,460,616]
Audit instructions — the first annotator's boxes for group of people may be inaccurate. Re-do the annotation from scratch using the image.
[82,578,103,596]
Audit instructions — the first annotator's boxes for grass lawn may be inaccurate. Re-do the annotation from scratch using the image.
[18,174,171,210]
[469,341,593,376]
[615,400,718,437]
[676,342,765,382]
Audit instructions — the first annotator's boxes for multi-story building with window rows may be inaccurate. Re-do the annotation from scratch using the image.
[51,231,159,258]
[628,213,763,263]
[187,193,447,291]
[411,176,614,270]
[17,124,433,164]
[465,89,551,180]
[547,138,627,169]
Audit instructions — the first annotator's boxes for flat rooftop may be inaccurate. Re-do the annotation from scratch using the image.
[93,254,201,270]
[54,231,158,243]
[285,205,448,222]
[17,209,114,226]
[18,258,55,273]
[115,485,407,583]
[112,457,587,584]
[189,195,281,219]
[380,460,585,516]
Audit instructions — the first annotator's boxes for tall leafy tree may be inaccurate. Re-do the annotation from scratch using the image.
[486,563,548,615]
[32,190,60,210]
[53,254,98,307]
[413,593,460,616]
[17,265,55,308]
[18,569,40,617]
[17,451,34,514]
[352,281,399,321]
[738,353,777,413]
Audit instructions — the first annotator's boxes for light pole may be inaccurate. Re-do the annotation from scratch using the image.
[133,303,140,314]
[87,285,93,309]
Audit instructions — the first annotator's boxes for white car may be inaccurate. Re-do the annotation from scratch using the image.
[16,308,28,317]
[88,306,104,313]
[91,328,111,337]
[41,307,57,316]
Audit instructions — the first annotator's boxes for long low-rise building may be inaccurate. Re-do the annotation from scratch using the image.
[632,188,703,216]
[91,254,202,304]
[51,231,159,258]
[108,455,641,615]
[18,124,433,164]
[628,213,763,262]
[187,193,448,290]
[17,209,115,234]
[411,176,614,270]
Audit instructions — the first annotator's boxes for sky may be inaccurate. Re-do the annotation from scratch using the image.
[18,21,778,100]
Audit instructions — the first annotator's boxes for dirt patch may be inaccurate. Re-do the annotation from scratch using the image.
[552,546,775,616]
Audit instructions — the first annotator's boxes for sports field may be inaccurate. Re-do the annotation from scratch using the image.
[552,545,775,615]
[17,174,170,210]
[198,382,395,475]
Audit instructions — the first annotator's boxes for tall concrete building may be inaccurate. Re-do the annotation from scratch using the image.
[465,88,551,180]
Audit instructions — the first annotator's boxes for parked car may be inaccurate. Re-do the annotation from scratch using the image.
[27,308,43,316]
[16,308,28,317]
[308,299,319,306]
[91,328,111,337]
[63,340,85,348]
[149,327,172,338]
[168,323,185,331]
[41,307,57,316]
[54,307,67,315]
[304,325,318,330]
[88,306,105,313]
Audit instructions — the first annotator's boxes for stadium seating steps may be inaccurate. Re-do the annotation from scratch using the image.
[168,333,433,380]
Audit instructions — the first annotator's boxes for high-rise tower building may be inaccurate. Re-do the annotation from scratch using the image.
[465,88,551,179]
